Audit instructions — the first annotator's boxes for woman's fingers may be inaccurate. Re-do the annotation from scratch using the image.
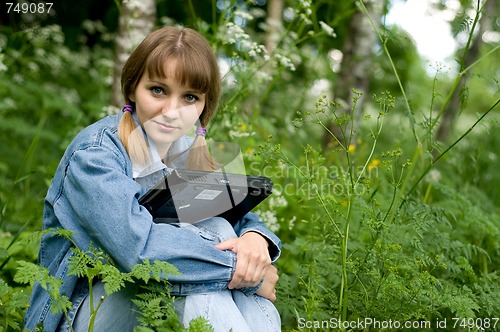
[255,265,279,302]
[216,232,272,289]
[228,248,271,289]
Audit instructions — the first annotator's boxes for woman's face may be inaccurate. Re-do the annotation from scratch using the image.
[131,61,206,151]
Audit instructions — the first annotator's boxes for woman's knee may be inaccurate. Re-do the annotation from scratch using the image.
[71,281,138,331]
[232,291,281,332]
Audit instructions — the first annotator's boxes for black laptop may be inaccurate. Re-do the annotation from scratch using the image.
[139,169,273,225]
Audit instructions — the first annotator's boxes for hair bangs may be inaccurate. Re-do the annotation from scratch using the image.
[145,45,212,93]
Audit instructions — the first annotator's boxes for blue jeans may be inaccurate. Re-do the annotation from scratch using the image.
[174,219,281,332]
[63,281,138,332]
[59,218,281,331]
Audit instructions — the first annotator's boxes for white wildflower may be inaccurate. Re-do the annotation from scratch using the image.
[13,73,24,84]
[274,53,296,71]
[234,10,254,21]
[160,16,175,27]
[289,216,296,230]
[47,54,63,71]
[247,43,266,59]
[256,210,280,232]
[0,35,6,49]
[62,89,81,104]
[34,48,46,58]
[27,61,39,73]
[268,190,288,209]
[228,130,254,138]
[255,70,272,82]
[319,21,337,38]
[0,53,7,72]
[224,22,249,44]
[283,7,295,21]
[97,58,114,69]
[103,75,113,86]
[296,0,313,25]
[2,98,15,109]
[426,169,442,183]
[49,25,65,44]
[239,39,254,50]
[101,105,120,117]
[249,8,266,19]
[299,13,312,25]
[299,0,311,8]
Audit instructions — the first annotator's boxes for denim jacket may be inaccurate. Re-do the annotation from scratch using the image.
[24,113,281,331]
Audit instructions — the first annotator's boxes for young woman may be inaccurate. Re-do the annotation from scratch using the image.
[25,26,281,332]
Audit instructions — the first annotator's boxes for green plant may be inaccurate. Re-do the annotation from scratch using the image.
[252,1,500,328]
[259,92,499,331]
[14,229,212,331]
[0,278,30,332]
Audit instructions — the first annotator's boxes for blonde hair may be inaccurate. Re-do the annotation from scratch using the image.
[118,26,221,171]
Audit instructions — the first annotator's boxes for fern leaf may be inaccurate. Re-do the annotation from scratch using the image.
[100,264,127,295]
[14,260,46,286]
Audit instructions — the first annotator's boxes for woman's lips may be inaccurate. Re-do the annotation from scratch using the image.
[155,121,178,133]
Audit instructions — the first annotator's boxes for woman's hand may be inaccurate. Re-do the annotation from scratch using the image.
[215,231,272,290]
[255,265,279,302]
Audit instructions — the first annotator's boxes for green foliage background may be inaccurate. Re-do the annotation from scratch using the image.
[1,0,499,331]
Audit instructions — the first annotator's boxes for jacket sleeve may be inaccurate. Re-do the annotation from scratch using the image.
[54,144,237,285]
[234,212,282,263]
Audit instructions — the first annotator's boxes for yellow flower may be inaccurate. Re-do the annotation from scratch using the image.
[348,144,356,152]
[368,159,380,170]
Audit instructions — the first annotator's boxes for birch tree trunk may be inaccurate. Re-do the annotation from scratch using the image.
[265,0,284,53]
[322,0,384,149]
[111,0,157,108]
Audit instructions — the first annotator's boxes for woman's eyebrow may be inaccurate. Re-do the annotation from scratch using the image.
[148,79,167,86]
[186,89,205,95]
[147,78,205,94]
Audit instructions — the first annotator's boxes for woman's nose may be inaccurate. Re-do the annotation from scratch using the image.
[162,97,179,115]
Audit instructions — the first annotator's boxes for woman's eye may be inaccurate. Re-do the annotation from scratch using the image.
[150,87,164,95]
[185,94,198,103]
